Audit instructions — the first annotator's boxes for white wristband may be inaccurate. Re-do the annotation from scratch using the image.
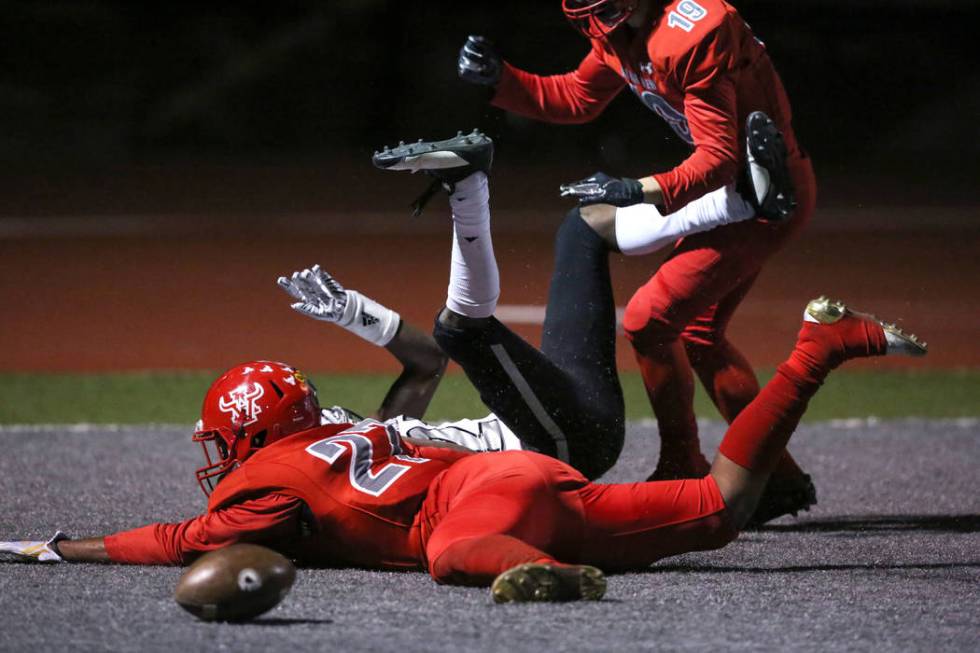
[339,290,401,347]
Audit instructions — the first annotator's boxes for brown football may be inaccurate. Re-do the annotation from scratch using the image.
[173,544,296,622]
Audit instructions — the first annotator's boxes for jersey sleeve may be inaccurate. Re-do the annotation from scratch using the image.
[653,16,741,213]
[491,46,625,124]
[103,493,304,565]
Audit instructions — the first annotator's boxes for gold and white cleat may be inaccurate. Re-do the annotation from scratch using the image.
[805,296,928,357]
[490,563,606,604]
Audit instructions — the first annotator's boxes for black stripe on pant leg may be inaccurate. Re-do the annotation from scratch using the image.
[488,343,570,463]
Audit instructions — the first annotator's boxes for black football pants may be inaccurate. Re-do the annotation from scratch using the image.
[433,210,624,480]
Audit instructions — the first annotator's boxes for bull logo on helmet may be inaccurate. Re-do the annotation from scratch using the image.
[218,382,265,427]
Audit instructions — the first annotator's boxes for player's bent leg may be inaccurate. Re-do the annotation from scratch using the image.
[623,200,812,482]
[433,315,572,460]
[375,130,499,318]
[682,279,818,526]
[576,475,738,570]
[681,274,761,421]
[623,272,711,481]
[577,203,619,251]
[744,111,797,223]
[712,296,927,528]
[538,208,626,477]
[685,335,760,419]
[436,306,490,330]
[423,452,590,588]
[433,315,621,479]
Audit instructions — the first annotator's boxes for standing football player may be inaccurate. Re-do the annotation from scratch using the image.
[458,0,818,523]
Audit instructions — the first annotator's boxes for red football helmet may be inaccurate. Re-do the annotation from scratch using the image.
[193,361,321,496]
[562,0,639,38]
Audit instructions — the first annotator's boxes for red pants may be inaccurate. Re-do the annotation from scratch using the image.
[624,155,817,346]
[420,451,736,586]
[622,156,818,467]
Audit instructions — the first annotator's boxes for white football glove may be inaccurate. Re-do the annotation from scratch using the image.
[277,265,401,347]
[277,264,349,323]
[0,531,68,563]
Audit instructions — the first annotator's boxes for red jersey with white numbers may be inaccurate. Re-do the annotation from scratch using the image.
[104,422,473,568]
[492,0,802,214]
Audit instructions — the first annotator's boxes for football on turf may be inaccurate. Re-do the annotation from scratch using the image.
[174,544,296,622]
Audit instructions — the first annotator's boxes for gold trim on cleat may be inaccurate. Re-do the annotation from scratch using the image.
[490,563,606,604]
[806,296,928,356]
[806,296,846,324]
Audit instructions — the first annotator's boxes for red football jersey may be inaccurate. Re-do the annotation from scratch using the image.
[210,421,472,568]
[104,422,473,568]
[492,0,800,213]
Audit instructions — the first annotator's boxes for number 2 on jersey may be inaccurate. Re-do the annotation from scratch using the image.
[668,0,707,32]
[306,429,412,497]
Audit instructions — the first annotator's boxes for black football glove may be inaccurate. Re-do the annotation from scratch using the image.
[559,172,645,207]
[458,35,501,86]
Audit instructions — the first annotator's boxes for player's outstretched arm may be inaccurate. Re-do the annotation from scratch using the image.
[278,265,447,420]
[54,537,111,562]
[0,533,110,563]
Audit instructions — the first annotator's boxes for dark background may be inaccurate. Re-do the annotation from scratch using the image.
[1,0,977,213]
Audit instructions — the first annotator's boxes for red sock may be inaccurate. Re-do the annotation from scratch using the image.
[785,317,888,383]
[717,318,887,473]
[688,338,804,479]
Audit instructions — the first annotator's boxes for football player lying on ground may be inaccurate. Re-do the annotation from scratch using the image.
[459,0,819,524]
[1,139,927,605]
[284,125,794,508]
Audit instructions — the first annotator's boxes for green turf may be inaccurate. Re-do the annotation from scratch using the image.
[1,370,978,425]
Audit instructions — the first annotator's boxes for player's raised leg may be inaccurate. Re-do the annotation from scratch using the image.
[679,111,813,525]
[565,297,927,576]
[373,131,622,478]
[373,129,499,319]
[438,298,924,601]
[573,110,794,256]
[711,297,926,526]
[535,113,795,458]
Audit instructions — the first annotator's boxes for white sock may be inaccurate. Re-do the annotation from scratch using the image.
[615,184,756,256]
[446,172,499,318]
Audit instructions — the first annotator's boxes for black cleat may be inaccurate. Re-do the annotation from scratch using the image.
[745,472,817,528]
[372,130,494,216]
[744,111,797,222]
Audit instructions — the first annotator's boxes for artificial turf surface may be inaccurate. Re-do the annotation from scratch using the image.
[1,369,978,424]
[2,421,977,651]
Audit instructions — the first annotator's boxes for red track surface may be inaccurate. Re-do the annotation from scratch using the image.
[2,206,977,373]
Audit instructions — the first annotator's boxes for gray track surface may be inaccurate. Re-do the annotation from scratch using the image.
[1,421,978,652]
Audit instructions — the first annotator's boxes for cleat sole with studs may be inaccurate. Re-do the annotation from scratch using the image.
[490,563,606,604]
[805,296,928,356]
